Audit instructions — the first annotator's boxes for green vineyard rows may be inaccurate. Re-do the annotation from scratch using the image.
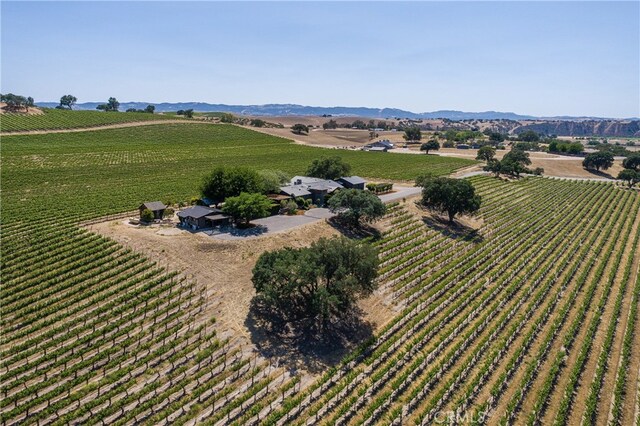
[0,108,181,132]
[2,121,639,425]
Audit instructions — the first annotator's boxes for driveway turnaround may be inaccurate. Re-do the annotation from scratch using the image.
[208,208,334,240]
[207,190,421,241]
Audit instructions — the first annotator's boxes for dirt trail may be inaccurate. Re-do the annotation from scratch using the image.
[0,119,201,136]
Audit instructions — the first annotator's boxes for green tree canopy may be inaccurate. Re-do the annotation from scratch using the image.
[291,123,309,135]
[476,145,496,162]
[418,177,481,223]
[220,113,235,123]
[322,119,338,130]
[483,159,502,177]
[257,169,289,194]
[1,93,28,111]
[327,189,386,227]
[485,130,506,142]
[517,130,540,142]
[201,166,265,203]
[617,169,640,188]
[583,151,614,171]
[251,236,379,326]
[499,148,531,177]
[222,192,272,225]
[96,97,120,112]
[58,95,77,110]
[420,140,440,154]
[144,104,155,114]
[622,152,640,171]
[403,126,422,142]
[140,208,154,223]
[306,156,351,180]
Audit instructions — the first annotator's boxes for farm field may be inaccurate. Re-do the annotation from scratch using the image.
[0,108,182,133]
[1,122,639,425]
[0,123,473,221]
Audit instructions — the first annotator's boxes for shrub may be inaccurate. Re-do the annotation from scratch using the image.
[140,208,154,223]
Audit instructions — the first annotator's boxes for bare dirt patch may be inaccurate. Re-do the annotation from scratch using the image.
[88,218,395,375]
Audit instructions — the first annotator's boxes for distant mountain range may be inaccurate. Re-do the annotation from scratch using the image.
[35,102,637,121]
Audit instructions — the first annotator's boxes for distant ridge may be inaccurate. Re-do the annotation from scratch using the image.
[35,102,636,121]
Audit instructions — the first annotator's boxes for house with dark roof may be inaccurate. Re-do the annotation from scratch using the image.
[337,176,366,190]
[177,206,229,230]
[139,201,167,220]
[283,176,345,205]
[279,185,312,199]
[307,181,344,205]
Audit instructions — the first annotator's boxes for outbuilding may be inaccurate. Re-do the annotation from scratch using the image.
[139,201,166,220]
[177,206,229,230]
[337,176,366,190]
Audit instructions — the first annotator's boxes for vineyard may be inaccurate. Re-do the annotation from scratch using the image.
[2,122,639,425]
[0,109,181,132]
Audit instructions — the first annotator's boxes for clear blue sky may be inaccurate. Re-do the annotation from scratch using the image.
[2,1,638,117]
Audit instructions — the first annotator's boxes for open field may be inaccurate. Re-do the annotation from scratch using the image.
[1,121,638,425]
[0,108,182,133]
[250,125,627,179]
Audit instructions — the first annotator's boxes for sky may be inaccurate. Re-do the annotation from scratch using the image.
[1,1,639,117]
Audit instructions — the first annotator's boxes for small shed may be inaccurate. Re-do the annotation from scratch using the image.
[139,201,167,220]
[338,176,366,190]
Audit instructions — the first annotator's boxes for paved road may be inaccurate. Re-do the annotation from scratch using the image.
[378,185,422,203]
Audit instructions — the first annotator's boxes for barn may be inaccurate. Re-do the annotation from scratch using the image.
[139,201,166,220]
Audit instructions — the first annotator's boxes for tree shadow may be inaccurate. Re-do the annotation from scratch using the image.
[327,216,382,241]
[245,300,374,374]
[583,169,615,179]
[208,224,268,237]
[420,214,484,243]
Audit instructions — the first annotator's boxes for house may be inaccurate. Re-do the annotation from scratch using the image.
[279,185,312,199]
[338,176,366,190]
[366,139,394,150]
[177,206,229,230]
[139,201,166,220]
[365,146,388,152]
[282,176,344,205]
[307,180,344,205]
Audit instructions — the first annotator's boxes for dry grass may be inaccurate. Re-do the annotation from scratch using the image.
[88,217,395,375]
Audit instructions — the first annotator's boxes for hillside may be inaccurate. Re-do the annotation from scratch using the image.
[0,108,182,132]
[36,101,638,122]
[513,119,640,137]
